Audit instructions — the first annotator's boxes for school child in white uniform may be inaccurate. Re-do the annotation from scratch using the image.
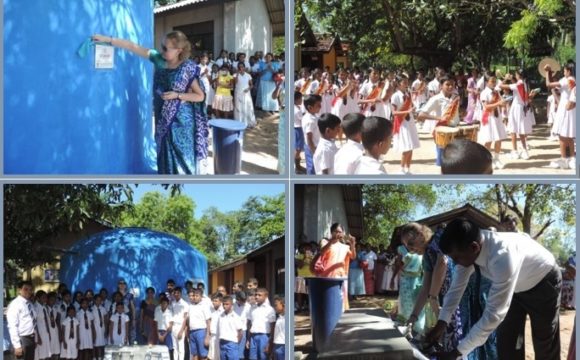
[217,296,243,360]
[76,298,95,360]
[207,293,224,360]
[108,302,130,346]
[247,289,276,360]
[92,295,108,360]
[478,75,508,169]
[271,297,285,360]
[234,63,256,128]
[187,289,211,360]
[34,291,52,360]
[47,292,62,359]
[60,306,80,360]
[334,113,365,175]
[391,75,420,174]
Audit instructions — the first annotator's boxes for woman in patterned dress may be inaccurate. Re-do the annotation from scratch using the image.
[92,31,208,174]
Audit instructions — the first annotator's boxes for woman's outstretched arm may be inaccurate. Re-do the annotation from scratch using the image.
[92,34,150,59]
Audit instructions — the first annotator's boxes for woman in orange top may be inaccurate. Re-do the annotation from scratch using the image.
[318,223,356,310]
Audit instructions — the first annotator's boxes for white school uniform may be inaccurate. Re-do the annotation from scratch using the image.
[248,302,276,335]
[188,302,211,330]
[35,303,52,359]
[217,311,243,342]
[294,104,303,129]
[307,80,320,95]
[359,81,387,118]
[331,92,360,120]
[234,72,256,127]
[273,314,285,345]
[110,312,130,346]
[208,307,223,360]
[154,305,174,332]
[353,155,386,174]
[92,304,107,347]
[547,95,558,135]
[60,317,79,359]
[198,64,211,98]
[313,137,338,174]
[507,80,533,135]
[233,302,251,332]
[477,87,508,143]
[411,79,428,109]
[302,112,321,149]
[48,306,61,356]
[172,299,189,360]
[555,77,576,138]
[321,84,338,114]
[419,93,461,134]
[391,90,420,153]
[427,78,440,98]
[472,76,486,121]
[334,140,364,175]
[76,308,94,350]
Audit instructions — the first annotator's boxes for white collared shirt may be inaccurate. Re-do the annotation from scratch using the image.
[420,92,460,124]
[6,295,36,348]
[439,230,556,356]
[248,302,276,334]
[233,302,251,331]
[171,298,188,328]
[313,137,338,174]
[217,311,243,342]
[209,307,223,335]
[273,314,285,345]
[428,79,440,95]
[354,155,386,175]
[77,308,94,329]
[294,104,304,128]
[334,140,364,175]
[154,306,174,331]
[188,302,211,330]
[302,112,321,148]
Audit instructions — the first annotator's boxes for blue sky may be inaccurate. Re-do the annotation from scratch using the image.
[130,184,285,217]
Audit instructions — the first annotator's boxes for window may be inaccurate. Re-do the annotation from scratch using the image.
[174,21,214,56]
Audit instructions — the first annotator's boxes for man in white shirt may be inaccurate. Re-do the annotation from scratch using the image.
[6,281,37,360]
[426,218,561,360]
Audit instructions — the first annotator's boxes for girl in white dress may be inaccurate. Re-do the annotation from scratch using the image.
[545,63,576,169]
[359,69,387,118]
[60,306,80,360]
[92,295,108,360]
[478,75,507,169]
[547,88,559,140]
[331,72,360,120]
[34,291,52,360]
[391,74,420,174]
[77,298,95,360]
[234,62,256,127]
[320,73,338,115]
[47,292,62,360]
[109,302,130,346]
[499,69,533,160]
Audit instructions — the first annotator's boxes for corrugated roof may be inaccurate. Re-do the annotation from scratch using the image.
[264,0,285,37]
[208,236,284,273]
[154,0,208,14]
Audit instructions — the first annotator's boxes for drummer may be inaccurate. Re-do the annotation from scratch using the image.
[417,75,461,166]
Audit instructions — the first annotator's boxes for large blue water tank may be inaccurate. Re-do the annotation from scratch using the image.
[4,0,156,174]
[59,228,208,303]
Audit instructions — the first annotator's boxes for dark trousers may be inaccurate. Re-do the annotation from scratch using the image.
[497,266,562,360]
[17,335,36,360]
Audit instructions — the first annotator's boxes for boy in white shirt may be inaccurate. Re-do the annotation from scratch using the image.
[186,289,211,360]
[171,287,189,360]
[354,116,393,174]
[270,296,285,360]
[234,291,251,359]
[294,91,306,173]
[246,288,276,360]
[301,95,322,174]
[217,296,243,359]
[153,296,174,356]
[334,113,365,174]
[313,113,341,175]
[207,293,224,360]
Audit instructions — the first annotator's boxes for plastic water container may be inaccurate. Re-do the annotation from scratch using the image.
[305,277,346,352]
[209,119,247,174]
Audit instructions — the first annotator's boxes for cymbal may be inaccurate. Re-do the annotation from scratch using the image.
[538,58,561,78]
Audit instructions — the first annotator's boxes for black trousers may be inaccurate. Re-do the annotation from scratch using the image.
[497,266,562,360]
[17,335,36,360]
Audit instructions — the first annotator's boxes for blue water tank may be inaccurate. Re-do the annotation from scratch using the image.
[59,228,208,303]
[4,0,155,174]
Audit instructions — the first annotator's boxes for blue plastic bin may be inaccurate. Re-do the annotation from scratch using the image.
[209,119,247,174]
[306,277,346,352]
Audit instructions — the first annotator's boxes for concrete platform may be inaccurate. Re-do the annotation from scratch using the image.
[316,308,416,360]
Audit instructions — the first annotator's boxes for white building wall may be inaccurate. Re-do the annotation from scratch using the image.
[154,4,224,55]
[302,185,349,244]
[235,0,272,55]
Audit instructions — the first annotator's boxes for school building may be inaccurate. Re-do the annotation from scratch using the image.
[154,0,284,57]
[295,14,352,72]
[208,236,285,298]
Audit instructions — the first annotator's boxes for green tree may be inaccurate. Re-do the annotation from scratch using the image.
[362,184,436,247]
[238,194,286,251]
[4,184,135,269]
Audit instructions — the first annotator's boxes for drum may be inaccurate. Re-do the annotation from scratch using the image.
[458,124,479,141]
[435,127,459,148]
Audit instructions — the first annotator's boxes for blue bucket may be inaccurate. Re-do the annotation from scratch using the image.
[209,119,247,174]
[306,277,346,352]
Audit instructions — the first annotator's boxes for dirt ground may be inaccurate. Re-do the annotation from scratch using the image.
[294,295,575,359]
[207,110,280,174]
[297,122,575,175]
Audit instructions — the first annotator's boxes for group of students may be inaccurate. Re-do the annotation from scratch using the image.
[198,49,284,128]
[6,278,285,360]
[293,62,576,175]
